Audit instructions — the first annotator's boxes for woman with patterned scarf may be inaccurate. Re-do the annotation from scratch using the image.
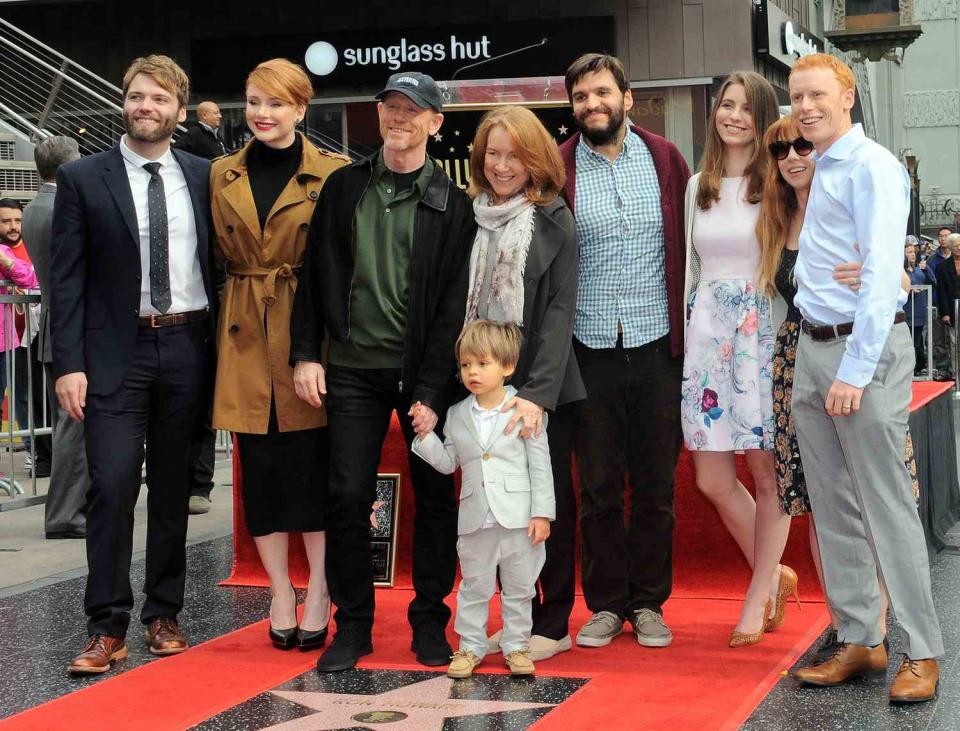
[464,105,584,662]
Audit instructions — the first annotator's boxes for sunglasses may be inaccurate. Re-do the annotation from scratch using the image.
[768,137,815,161]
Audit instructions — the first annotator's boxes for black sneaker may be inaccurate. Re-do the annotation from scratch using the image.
[411,624,452,667]
[315,626,372,673]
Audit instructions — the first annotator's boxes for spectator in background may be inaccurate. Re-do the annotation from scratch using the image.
[927,226,953,276]
[174,101,226,160]
[903,236,936,375]
[23,137,88,538]
[173,101,225,514]
[0,200,39,405]
[935,233,960,380]
[928,227,953,379]
[0,198,50,476]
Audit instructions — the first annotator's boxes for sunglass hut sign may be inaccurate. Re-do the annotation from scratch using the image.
[305,35,491,77]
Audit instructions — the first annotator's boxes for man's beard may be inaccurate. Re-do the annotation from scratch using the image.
[123,110,179,144]
[1,232,20,246]
[575,103,626,147]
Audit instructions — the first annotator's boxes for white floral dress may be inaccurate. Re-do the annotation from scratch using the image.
[681,178,774,451]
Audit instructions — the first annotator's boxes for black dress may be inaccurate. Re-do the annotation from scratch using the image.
[772,248,919,516]
[235,137,328,537]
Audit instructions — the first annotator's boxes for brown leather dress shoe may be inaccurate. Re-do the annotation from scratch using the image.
[889,657,939,703]
[144,617,188,656]
[792,642,887,686]
[68,635,128,674]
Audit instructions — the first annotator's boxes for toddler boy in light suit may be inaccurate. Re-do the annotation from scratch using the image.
[412,320,555,678]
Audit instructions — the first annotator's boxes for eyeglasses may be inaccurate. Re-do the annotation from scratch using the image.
[768,137,815,161]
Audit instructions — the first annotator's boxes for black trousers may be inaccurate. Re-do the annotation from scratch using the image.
[574,334,682,617]
[325,364,457,636]
[83,321,211,637]
[189,421,216,498]
[530,402,577,640]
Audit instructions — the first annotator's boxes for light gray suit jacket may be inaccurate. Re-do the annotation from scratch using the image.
[22,182,56,364]
[412,385,555,536]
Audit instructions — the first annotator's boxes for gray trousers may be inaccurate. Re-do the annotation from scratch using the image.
[793,323,943,659]
[456,525,546,658]
[42,363,89,534]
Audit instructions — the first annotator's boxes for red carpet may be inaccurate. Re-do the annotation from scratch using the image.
[1,589,828,731]
[9,384,948,729]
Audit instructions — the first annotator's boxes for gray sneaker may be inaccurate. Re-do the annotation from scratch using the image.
[188,495,211,515]
[630,609,673,648]
[575,611,624,648]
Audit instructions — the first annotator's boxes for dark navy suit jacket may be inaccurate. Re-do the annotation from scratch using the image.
[51,145,217,396]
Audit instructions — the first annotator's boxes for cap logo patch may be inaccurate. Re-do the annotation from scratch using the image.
[396,76,420,86]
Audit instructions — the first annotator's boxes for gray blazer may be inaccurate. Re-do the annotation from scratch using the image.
[412,385,556,536]
[22,182,56,364]
[509,198,586,410]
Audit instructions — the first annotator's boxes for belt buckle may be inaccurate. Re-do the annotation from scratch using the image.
[149,314,160,328]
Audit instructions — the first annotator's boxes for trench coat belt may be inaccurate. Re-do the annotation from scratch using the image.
[226,262,301,306]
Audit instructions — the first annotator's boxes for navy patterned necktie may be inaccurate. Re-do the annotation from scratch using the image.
[143,162,171,313]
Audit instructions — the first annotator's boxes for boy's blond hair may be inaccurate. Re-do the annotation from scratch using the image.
[456,320,522,366]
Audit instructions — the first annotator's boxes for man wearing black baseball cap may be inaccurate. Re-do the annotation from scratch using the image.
[375,71,444,112]
[291,72,475,672]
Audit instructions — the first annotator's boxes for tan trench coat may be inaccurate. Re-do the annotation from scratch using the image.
[210,134,348,434]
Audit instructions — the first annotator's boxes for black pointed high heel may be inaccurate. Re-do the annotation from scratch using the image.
[296,625,328,651]
[268,583,298,650]
[297,592,331,651]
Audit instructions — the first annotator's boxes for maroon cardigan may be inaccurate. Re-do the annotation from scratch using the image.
[559,125,691,358]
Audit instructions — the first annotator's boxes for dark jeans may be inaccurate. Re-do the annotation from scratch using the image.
[909,324,927,373]
[13,339,52,467]
[83,321,211,637]
[574,334,682,617]
[325,364,457,636]
[530,401,577,640]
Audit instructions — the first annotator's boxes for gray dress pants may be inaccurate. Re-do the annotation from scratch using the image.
[42,362,89,534]
[792,322,943,660]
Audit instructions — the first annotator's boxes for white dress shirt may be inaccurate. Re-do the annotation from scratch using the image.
[471,391,510,529]
[119,135,208,315]
[794,124,910,388]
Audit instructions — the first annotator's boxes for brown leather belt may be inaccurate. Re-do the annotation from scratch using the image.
[138,308,208,328]
[801,312,905,341]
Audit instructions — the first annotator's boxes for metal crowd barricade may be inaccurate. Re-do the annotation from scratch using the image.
[0,282,52,509]
[906,284,934,382]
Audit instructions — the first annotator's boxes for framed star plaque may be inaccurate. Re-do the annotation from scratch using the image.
[370,474,401,587]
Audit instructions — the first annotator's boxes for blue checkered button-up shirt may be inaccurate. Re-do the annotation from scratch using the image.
[573,129,668,349]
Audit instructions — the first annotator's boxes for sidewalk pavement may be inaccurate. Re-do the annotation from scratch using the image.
[0,453,235,596]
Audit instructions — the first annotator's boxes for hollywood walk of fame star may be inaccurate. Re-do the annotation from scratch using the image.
[259,675,556,730]
[467,143,474,152]
[449,146,455,153]
[558,125,568,136]
[433,133,443,142]
[454,130,460,136]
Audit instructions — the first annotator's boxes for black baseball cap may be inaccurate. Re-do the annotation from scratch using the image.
[375,72,443,112]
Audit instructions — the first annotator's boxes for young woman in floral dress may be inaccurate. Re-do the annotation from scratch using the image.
[681,71,787,647]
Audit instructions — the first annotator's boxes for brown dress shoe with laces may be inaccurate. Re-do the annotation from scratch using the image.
[889,657,939,703]
[68,635,128,674]
[144,617,188,656]
[792,642,887,686]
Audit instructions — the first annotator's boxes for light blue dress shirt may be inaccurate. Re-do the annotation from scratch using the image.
[573,129,668,349]
[794,124,910,388]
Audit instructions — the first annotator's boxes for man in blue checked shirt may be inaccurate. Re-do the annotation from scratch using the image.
[555,54,690,651]
[788,54,942,704]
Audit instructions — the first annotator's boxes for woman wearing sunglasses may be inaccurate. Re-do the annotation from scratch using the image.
[681,72,788,648]
[756,116,919,657]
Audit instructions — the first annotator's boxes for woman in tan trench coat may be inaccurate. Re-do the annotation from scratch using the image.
[210,59,348,651]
